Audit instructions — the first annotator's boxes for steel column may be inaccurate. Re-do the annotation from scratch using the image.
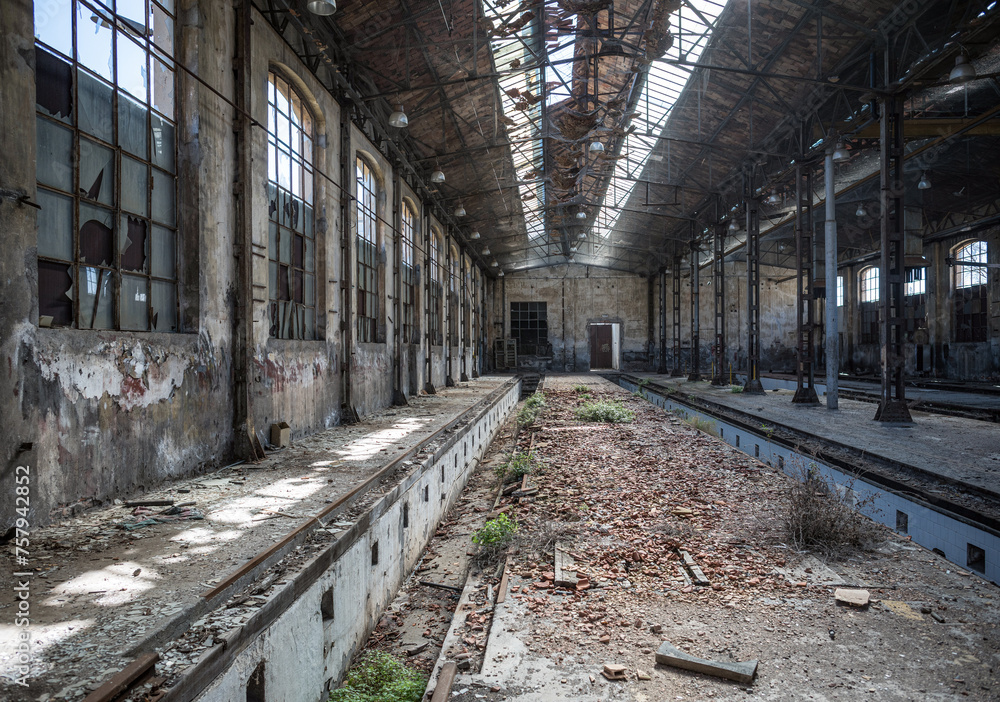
[445,235,454,386]
[711,225,726,385]
[460,255,469,382]
[423,210,435,394]
[793,161,819,404]
[670,256,683,376]
[743,174,765,394]
[658,268,668,373]
[824,149,840,409]
[688,243,701,381]
[875,87,913,422]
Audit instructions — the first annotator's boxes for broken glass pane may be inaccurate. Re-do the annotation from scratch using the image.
[79,202,114,266]
[267,182,278,220]
[38,260,74,326]
[35,46,73,123]
[151,167,174,225]
[117,0,147,32]
[121,157,149,216]
[117,28,148,102]
[156,0,175,13]
[151,58,173,118]
[304,236,315,272]
[37,189,74,261]
[121,274,149,330]
[34,0,73,57]
[293,269,303,303]
[150,224,174,278]
[305,273,315,306]
[151,279,176,331]
[78,266,113,329]
[151,2,174,56]
[118,91,148,157]
[76,3,113,81]
[278,264,290,300]
[79,137,114,205]
[268,220,278,258]
[151,113,174,171]
[36,117,73,191]
[120,214,148,271]
[304,308,314,339]
[293,234,303,268]
[279,228,291,264]
[77,68,114,141]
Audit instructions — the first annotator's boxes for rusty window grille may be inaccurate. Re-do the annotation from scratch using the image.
[356,156,378,343]
[267,70,316,339]
[858,267,879,344]
[510,302,548,356]
[429,234,442,345]
[954,241,987,343]
[401,202,416,344]
[34,0,178,331]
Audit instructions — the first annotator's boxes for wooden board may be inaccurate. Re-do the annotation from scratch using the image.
[655,641,758,684]
[554,541,577,588]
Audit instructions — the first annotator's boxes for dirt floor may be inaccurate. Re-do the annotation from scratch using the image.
[360,374,1000,702]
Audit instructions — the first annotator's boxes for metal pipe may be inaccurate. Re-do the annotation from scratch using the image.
[824,150,840,409]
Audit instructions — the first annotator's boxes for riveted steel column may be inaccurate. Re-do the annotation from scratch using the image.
[658,268,667,374]
[793,161,819,405]
[670,256,682,376]
[711,225,726,385]
[743,176,765,394]
[688,243,701,381]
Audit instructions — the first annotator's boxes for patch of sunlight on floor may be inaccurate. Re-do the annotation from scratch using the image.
[170,527,244,545]
[0,620,93,680]
[335,418,430,461]
[43,562,159,607]
[254,476,329,501]
[207,495,295,526]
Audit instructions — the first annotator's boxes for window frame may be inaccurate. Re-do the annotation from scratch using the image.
[429,231,443,345]
[356,155,380,343]
[401,200,416,344]
[858,267,880,344]
[953,241,988,342]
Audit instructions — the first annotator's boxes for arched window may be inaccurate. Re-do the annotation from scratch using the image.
[356,156,379,343]
[34,0,178,331]
[401,201,416,344]
[267,70,316,339]
[954,241,988,342]
[429,231,442,345]
[859,267,879,344]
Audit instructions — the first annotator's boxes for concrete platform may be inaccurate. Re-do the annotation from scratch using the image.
[629,373,1000,498]
[0,377,515,701]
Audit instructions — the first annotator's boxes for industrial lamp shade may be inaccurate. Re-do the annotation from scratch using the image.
[728,218,740,232]
[766,193,781,206]
[490,259,499,267]
[575,210,587,219]
[430,169,446,183]
[949,54,977,83]
[855,203,866,217]
[570,245,578,252]
[589,141,605,154]
[831,140,851,163]
[306,0,336,15]
[470,231,481,240]
[498,269,505,277]
[918,172,932,190]
[388,105,408,128]
[578,231,587,239]
[481,245,491,256]
[455,203,467,217]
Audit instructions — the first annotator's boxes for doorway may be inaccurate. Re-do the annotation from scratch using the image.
[589,323,616,369]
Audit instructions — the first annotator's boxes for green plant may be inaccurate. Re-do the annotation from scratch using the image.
[494,452,535,484]
[729,385,744,393]
[685,415,719,437]
[517,391,547,428]
[761,423,775,439]
[330,650,427,702]
[572,384,590,394]
[575,400,634,423]
[638,378,651,387]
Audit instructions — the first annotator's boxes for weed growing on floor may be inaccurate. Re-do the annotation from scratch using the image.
[761,423,775,439]
[472,513,519,565]
[517,391,547,428]
[493,452,536,484]
[572,384,590,394]
[729,385,744,393]
[638,378,650,387]
[783,463,883,556]
[329,650,426,702]
[575,400,634,423]
[684,415,719,437]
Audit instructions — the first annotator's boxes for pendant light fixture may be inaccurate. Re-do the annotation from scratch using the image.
[831,140,851,163]
[918,172,932,190]
[306,0,336,15]
[855,203,866,217]
[455,202,466,217]
[498,269,505,277]
[490,259,499,267]
[388,104,408,128]
[728,217,740,232]
[949,54,977,83]
[481,245,491,256]
[470,231,481,240]
[589,140,605,154]
[575,210,587,219]
[766,192,781,206]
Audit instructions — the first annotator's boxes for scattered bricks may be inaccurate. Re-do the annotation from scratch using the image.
[649,624,663,634]
[636,669,652,680]
[834,588,871,608]
[599,634,611,644]
[602,663,627,680]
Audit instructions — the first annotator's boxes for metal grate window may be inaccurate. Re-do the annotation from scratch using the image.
[401,202,416,344]
[955,241,987,289]
[836,275,844,307]
[904,268,926,334]
[510,302,548,355]
[356,156,379,343]
[448,251,459,342]
[34,0,178,331]
[858,267,879,344]
[267,70,316,339]
[429,233,442,345]
[954,241,987,342]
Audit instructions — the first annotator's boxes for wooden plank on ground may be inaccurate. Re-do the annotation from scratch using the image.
[655,641,758,684]
[496,565,510,604]
[554,542,577,588]
[430,662,458,702]
[679,550,710,586]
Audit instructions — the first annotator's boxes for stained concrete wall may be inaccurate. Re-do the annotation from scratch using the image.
[0,0,485,531]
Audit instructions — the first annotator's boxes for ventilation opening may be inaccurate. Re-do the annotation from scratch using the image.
[967,544,986,573]
[735,435,740,448]
[932,548,946,558]
[464,441,467,457]
[777,456,784,470]
[719,427,723,439]
[371,541,379,566]
[403,502,409,529]
[321,588,334,621]
[441,465,445,482]
[247,662,265,702]
[423,485,429,502]
[754,444,760,458]
[896,510,909,534]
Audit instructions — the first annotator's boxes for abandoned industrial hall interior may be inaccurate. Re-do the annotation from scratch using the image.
[3,0,1000,699]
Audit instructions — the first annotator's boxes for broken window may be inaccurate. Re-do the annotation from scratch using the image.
[954,241,988,343]
[429,231,443,345]
[401,202,416,344]
[448,248,459,342]
[356,155,379,343]
[34,0,178,331]
[858,267,879,345]
[267,70,316,339]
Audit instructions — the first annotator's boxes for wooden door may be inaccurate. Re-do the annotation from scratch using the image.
[590,325,613,369]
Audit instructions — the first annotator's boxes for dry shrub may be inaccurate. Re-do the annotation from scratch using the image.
[784,463,883,556]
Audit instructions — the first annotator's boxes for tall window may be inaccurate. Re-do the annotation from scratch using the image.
[836,275,844,307]
[429,232,442,344]
[401,202,416,344]
[267,71,316,339]
[356,157,379,343]
[34,0,178,330]
[859,267,879,344]
[954,241,987,342]
[904,267,926,333]
[448,248,459,342]
[511,302,548,355]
